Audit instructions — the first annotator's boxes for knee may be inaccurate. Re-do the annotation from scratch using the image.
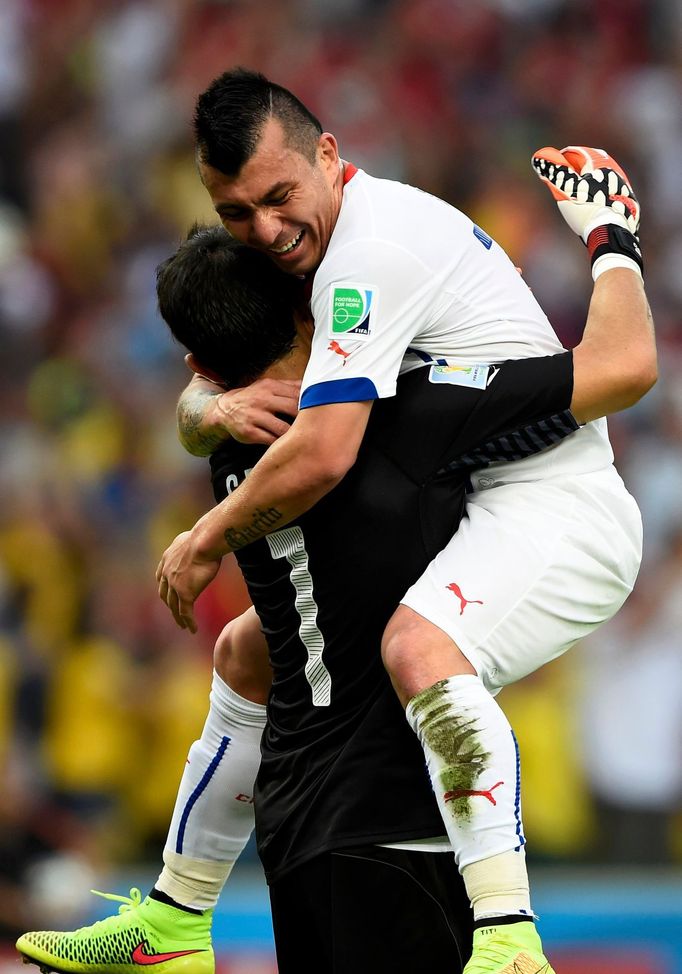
[381,606,436,707]
[382,607,416,684]
[214,617,271,705]
[382,605,476,708]
[213,623,235,681]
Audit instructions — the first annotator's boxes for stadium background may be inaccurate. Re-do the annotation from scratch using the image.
[1,0,681,971]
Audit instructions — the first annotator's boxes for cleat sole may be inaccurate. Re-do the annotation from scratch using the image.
[19,956,69,974]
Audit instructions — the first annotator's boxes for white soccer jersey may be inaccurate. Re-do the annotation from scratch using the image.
[303,166,564,402]
[300,165,614,481]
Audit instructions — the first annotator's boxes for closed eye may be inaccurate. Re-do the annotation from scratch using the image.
[217,206,249,221]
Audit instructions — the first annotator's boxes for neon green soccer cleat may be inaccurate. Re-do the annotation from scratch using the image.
[463,920,556,974]
[16,888,214,974]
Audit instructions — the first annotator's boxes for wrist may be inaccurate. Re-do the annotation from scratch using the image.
[586,224,643,282]
[192,513,231,561]
[213,392,237,435]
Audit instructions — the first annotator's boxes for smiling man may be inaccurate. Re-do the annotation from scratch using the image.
[157,68,655,974]
[194,73,341,276]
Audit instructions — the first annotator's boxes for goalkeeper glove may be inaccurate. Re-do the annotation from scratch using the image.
[531,145,642,280]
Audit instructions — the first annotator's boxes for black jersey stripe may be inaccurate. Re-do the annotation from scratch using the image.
[438,409,579,475]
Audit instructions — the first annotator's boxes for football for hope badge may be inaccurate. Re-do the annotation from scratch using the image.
[329,284,377,339]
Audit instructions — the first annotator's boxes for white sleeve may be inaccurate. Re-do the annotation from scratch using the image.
[300,239,436,408]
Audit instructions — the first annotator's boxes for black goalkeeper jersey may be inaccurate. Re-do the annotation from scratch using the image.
[210,352,575,882]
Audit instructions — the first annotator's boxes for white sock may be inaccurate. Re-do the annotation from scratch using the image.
[462,849,532,921]
[406,674,531,916]
[156,671,266,910]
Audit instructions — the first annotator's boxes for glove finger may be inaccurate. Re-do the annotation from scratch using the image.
[561,144,632,185]
[532,143,641,238]
[561,146,638,227]
[531,146,579,201]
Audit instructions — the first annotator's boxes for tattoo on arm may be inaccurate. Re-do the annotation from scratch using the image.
[224,507,284,550]
[177,387,227,457]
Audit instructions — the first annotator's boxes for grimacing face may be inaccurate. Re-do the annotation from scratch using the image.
[198,117,344,277]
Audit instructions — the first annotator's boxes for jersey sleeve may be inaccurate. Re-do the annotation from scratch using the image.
[435,350,576,472]
[300,239,436,408]
[471,350,574,433]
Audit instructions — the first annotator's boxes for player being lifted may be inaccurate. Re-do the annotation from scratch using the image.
[156,71,653,974]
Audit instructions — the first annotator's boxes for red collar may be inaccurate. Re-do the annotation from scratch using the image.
[301,163,357,296]
[342,161,358,185]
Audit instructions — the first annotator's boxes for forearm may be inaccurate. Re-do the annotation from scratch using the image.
[582,268,652,357]
[571,268,657,423]
[532,144,656,423]
[192,423,345,558]
[177,376,228,457]
[178,373,302,452]
[157,401,371,633]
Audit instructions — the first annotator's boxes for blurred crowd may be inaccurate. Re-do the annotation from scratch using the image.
[1,0,681,940]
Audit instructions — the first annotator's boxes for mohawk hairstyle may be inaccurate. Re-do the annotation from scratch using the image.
[156,223,302,388]
[194,67,323,175]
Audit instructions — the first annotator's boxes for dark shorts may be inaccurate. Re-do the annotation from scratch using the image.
[268,844,473,974]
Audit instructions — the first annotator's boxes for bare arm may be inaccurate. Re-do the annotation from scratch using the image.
[570,268,657,424]
[531,145,657,424]
[177,374,228,457]
[158,399,373,630]
[177,373,302,456]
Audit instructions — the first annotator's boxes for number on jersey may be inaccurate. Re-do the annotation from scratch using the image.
[266,527,331,707]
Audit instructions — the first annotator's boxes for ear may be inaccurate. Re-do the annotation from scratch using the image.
[318,132,340,173]
[185,352,225,385]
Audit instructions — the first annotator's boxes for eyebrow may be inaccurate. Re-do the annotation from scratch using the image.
[216,182,292,216]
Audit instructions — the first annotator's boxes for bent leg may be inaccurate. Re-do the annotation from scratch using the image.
[157,608,271,910]
[383,608,530,919]
[380,474,640,970]
[15,610,272,974]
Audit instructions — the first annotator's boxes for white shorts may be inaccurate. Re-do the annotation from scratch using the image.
[401,466,642,694]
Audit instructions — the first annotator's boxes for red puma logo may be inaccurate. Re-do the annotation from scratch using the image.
[444,781,504,805]
[446,581,484,615]
[328,340,351,363]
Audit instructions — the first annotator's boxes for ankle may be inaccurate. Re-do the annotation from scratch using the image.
[473,915,535,931]
[149,889,204,916]
[463,850,532,921]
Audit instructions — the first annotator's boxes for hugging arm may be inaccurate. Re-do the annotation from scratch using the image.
[177,373,302,455]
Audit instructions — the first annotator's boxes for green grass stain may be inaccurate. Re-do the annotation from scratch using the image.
[411,680,490,822]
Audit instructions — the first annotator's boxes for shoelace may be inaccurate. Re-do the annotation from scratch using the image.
[66,887,146,934]
[90,887,143,915]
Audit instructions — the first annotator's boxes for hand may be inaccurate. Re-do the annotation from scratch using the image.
[214,377,301,445]
[156,530,222,632]
[531,145,640,241]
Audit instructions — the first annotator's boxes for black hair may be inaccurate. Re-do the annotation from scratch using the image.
[194,67,323,175]
[156,223,302,387]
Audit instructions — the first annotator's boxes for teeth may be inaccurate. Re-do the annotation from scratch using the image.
[272,230,302,254]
